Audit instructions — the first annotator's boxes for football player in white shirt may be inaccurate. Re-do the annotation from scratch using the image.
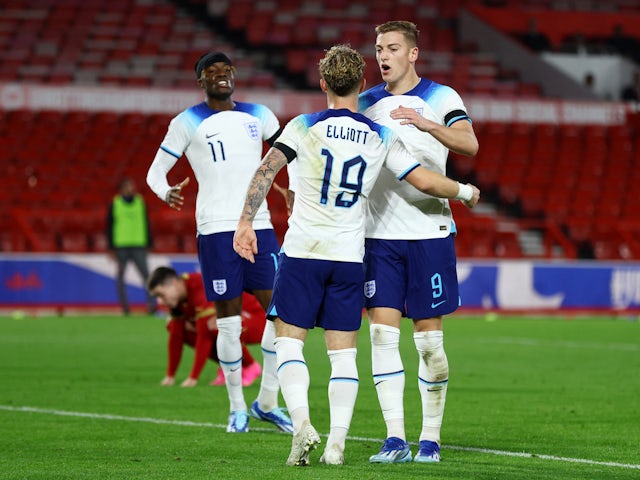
[358,21,480,464]
[146,52,292,434]
[233,45,479,467]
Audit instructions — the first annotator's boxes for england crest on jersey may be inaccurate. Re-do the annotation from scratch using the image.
[244,122,259,140]
[364,280,376,298]
[213,279,227,295]
[407,107,424,129]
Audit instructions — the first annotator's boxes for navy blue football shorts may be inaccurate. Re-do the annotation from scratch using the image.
[267,253,364,332]
[198,229,279,301]
[363,235,460,319]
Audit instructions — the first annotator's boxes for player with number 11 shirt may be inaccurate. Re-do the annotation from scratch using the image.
[147,52,291,434]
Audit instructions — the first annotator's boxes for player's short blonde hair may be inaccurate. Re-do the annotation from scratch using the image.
[318,44,366,97]
[375,20,419,48]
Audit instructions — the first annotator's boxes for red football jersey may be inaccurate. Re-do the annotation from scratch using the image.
[165,272,266,379]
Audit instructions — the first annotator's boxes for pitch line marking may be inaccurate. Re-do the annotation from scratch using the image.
[1,405,639,470]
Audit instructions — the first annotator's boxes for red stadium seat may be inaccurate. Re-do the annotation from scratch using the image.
[60,232,90,252]
[153,234,180,253]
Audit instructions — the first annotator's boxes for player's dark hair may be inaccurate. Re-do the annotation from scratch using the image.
[147,266,179,291]
[194,52,233,78]
[119,176,134,190]
[375,20,419,47]
[318,44,366,97]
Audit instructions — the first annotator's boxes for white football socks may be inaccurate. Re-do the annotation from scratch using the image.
[216,315,245,412]
[274,336,309,435]
[414,330,449,445]
[370,323,406,440]
[256,319,279,411]
[326,348,359,453]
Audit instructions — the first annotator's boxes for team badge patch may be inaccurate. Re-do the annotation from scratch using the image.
[406,107,424,129]
[244,122,260,140]
[364,280,376,298]
[213,279,227,295]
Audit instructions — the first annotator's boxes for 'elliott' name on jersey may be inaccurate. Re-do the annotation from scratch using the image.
[326,125,369,144]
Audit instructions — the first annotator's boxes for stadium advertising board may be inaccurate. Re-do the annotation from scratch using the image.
[0,82,630,125]
[1,255,639,313]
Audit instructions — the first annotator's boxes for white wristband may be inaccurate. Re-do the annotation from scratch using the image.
[455,183,473,202]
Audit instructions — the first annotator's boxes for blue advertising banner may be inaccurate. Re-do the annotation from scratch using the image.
[1,255,639,311]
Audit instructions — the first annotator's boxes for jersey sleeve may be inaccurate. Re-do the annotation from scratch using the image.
[382,130,421,179]
[259,105,281,141]
[273,115,304,155]
[437,86,471,126]
[160,112,194,158]
[146,113,192,202]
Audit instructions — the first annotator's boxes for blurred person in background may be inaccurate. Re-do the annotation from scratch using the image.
[106,176,155,316]
[147,266,263,388]
[517,17,551,53]
[621,70,640,102]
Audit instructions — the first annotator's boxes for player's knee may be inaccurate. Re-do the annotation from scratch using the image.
[217,315,243,338]
[369,323,400,347]
[414,331,448,381]
[260,319,276,352]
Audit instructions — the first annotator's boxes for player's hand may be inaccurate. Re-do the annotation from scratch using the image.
[165,177,190,210]
[233,221,258,263]
[389,105,437,132]
[181,377,198,387]
[273,182,295,216]
[160,376,175,386]
[464,184,480,209]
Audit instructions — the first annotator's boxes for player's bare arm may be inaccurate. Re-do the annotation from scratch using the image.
[390,106,479,156]
[234,147,287,262]
[405,167,480,208]
[165,177,190,210]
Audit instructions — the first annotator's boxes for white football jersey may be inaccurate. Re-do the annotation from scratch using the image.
[276,108,419,262]
[358,79,471,239]
[151,101,280,235]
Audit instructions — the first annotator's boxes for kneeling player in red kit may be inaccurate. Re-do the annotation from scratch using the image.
[147,266,264,387]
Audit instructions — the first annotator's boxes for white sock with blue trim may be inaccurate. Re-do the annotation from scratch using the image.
[274,336,309,435]
[326,348,359,452]
[217,315,245,412]
[256,319,279,411]
[414,330,448,445]
[370,323,405,440]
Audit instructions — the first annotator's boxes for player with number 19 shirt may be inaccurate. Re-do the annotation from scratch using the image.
[233,44,478,466]
[276,110,419,265]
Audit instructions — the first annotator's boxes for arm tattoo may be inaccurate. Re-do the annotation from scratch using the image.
[241,148,288,221]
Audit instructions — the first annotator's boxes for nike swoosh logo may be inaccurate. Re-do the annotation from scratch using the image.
[431,300,446,308]
[229,367,240,372]
[206,132,220,138]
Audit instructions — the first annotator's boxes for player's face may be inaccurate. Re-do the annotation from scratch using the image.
[375,31,418,85]
[150,280,182,309]
[198,62,235,100]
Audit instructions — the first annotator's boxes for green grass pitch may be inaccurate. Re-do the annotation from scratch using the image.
[0,313,638,479]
